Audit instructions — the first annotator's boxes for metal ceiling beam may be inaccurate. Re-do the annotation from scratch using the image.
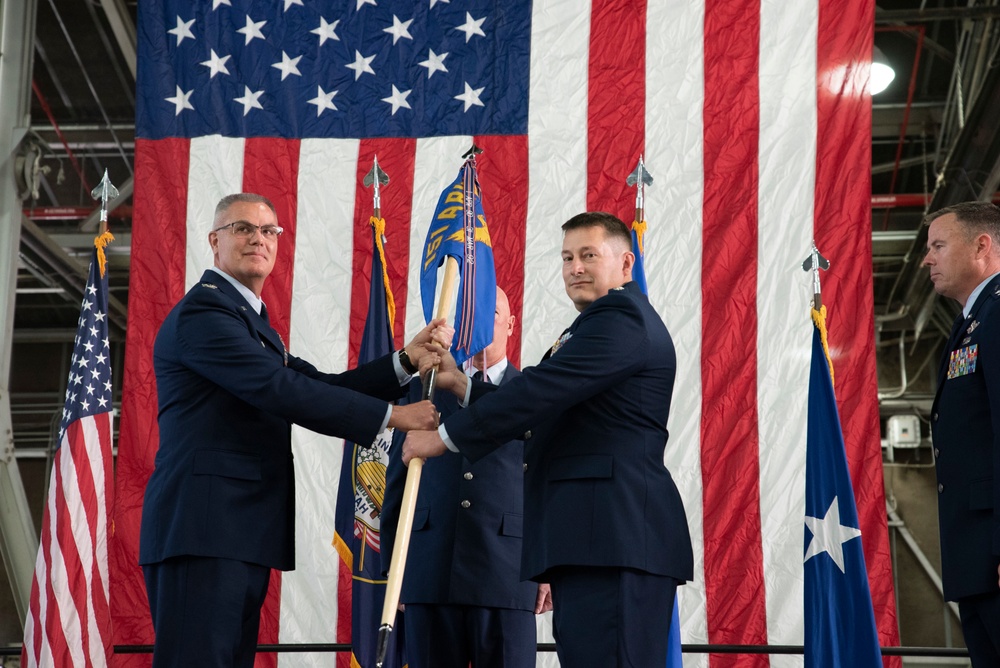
[876,6,1000,23]
[0,0,41,626]
[19,215,129,334]
[98,0,136,79]
[888,52,1000,332]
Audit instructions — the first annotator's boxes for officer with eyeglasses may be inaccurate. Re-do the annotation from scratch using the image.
[139,192,444,668]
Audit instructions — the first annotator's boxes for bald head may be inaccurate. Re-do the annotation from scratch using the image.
[472,287,514,370]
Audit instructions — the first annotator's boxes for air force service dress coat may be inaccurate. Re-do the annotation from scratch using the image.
[443,281,694,583]
[932,273,1000,601]
[381,366,537,610]
[140,270,404,571]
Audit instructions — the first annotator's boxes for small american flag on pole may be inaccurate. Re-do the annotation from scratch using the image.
[22,240,115,668]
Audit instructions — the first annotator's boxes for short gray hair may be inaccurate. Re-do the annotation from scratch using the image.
[214,193,277,225]
[925,201,1000,244]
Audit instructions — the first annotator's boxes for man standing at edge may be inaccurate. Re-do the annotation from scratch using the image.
[923,201,1000,666]
[382,287,543,668]
[140,193,440,668]
[404,212,693,667]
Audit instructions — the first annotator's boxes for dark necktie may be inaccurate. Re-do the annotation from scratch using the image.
[473,370,489,384]
[260,303,270,325]
[945,311,967,352]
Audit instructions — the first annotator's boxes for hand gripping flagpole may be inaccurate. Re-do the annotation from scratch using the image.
[376,146,480,667]
[90,169,118,277]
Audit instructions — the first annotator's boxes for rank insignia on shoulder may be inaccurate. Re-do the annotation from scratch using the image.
[201,282,218,289]
[947,343,978,380]
[967,320,980,334]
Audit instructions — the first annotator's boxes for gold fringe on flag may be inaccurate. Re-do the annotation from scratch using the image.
[632,218,647,255]
[370,216,396,335]
[811,304,834,387]
[94,230,115,278]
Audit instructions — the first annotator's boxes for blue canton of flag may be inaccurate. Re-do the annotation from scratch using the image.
[334,220,405,668]
[136,0,530,139]
[420,159,496,366]
[63,251,114,437]
[804,309,882,668]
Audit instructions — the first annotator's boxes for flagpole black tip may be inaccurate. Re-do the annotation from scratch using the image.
[463,143,483,159]
[375,624,392,668]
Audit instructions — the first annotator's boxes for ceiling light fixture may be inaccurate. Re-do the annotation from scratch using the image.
[871,45,895,95]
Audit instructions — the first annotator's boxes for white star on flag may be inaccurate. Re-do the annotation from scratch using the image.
[283,0,303,10]
[307,86,338,116]
[168,16,195,45]
[237,15,266,45]
[166,86,194,115]
[357,0,376,9]
[212,0,231,9]
[384,15,413,44]
[311,17,339,45]
[272,51,303,80]
[418,49,448,78]
[200,49,230,78]
[804,496,862,574]
[346,50,376,80]
[430,0,449,7]
[234,86,264,116]
[381,85,412,115]
[454,12,486,43]
[455,82,485,111]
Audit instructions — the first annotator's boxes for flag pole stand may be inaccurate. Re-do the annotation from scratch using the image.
[376,256,459,667]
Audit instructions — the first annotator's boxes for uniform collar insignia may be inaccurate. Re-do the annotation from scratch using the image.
[201,282,218,289]
[611,286,624,291]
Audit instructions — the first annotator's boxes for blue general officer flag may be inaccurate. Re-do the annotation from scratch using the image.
[629,215,682,668]
[334,218,405,668]
[420,158,496,366]
[803,307,882,668]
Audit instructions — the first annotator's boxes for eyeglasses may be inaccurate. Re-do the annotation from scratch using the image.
[213,221,284,239]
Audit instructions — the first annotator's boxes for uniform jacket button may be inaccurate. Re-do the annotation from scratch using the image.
[463,472,473,480]
[938,483,944,493]
[460,500,471,508]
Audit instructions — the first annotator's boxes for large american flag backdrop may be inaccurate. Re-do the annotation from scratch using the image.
[111,0,899,666]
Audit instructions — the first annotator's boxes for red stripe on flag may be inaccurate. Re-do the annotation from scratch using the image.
[475,135,528,368]
[350,139,417,367]
[586,0,647,217]
[91,414,114,660]
[242,138,301,668]
[702,0,769,662]
[111,137,190,662]
[245,138,300,344]
[51,449,86,667]
[815,0,901,658]
[58,424,94,665]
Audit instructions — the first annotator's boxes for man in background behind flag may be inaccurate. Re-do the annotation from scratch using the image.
[333,213,407,668]
[803,305,882,668]
[22,233,116,668]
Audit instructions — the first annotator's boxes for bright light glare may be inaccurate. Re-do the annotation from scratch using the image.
[871,62,895,95]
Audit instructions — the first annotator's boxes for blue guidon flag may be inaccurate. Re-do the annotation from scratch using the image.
[420,157,496,366]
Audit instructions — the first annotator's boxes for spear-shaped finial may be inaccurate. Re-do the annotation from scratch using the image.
[801,243,830,309]
[462,143,483,160]
[363,155,391,221]
[626,155,654,217]
[90,169,119,235]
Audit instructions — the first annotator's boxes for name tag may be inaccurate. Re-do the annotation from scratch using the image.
[947,344,978,379]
